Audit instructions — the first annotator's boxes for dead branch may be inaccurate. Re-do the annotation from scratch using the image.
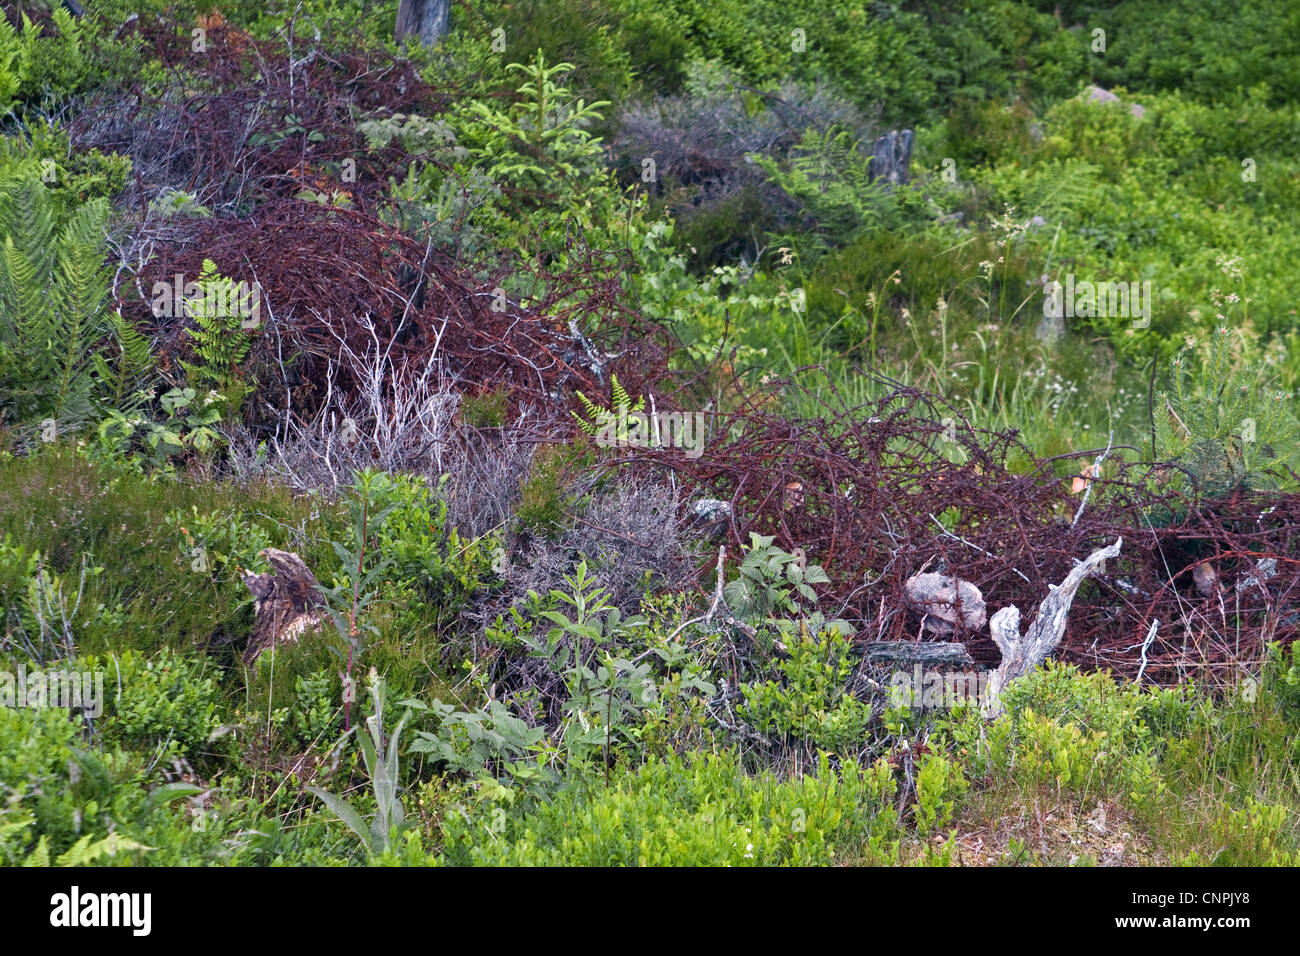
[983,537,1123,717]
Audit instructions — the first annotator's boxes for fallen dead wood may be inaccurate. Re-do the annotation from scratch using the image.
[982,537,1123,717]
[861,642,974,666]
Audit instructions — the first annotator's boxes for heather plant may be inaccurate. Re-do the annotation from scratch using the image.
[615,62,865,268]
[0,545,117,667]
[514,443,582,539]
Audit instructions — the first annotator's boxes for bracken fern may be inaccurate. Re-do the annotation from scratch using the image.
[0,173,146,429]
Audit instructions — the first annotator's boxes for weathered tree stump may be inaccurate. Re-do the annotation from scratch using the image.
[982,537,1123,717]
[241,549,327,665]
[395,0,451,47]
[868,130,914,186]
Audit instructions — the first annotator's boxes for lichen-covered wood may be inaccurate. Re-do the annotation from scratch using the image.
[861,641,974,666]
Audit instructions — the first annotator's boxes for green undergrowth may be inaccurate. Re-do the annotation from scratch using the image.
[1,446,1297,866]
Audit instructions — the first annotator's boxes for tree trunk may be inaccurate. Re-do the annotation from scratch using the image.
[395,0,451,47]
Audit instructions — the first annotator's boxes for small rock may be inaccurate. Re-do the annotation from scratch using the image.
[692,498,731,522]
[1085,85,1120,104]
[1193,562,1220,597]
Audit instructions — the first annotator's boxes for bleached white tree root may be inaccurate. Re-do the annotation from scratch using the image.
[982,537,1123,718]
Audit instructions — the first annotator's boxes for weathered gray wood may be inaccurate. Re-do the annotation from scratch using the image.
[862,642,974,666]
[395,0,451,47]
[868,130,913,186]
[983,537,1123,717]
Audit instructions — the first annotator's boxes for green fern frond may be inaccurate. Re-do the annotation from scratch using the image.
[178,259,254,414]
[93,312,155,409]
[55,832,152,866]
[572,389,604,436]
[571,374,645,439]
[0,173,113,425]
[1019,159,1103,222]
[20,834,49,867]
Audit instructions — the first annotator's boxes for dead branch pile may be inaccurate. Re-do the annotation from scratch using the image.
[72,13,674,429]
[628,372,1300,686]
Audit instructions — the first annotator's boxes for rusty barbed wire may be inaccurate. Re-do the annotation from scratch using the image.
[622,369,1299,685]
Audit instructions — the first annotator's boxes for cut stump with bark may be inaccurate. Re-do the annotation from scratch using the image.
[868,130,914,186]
[395,0,451,47]
[241,549,327,665]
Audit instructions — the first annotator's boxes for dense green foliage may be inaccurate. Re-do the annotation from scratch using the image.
[1,0,1297,867]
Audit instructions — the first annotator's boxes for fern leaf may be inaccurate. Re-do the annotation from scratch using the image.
[21,834,49,867]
